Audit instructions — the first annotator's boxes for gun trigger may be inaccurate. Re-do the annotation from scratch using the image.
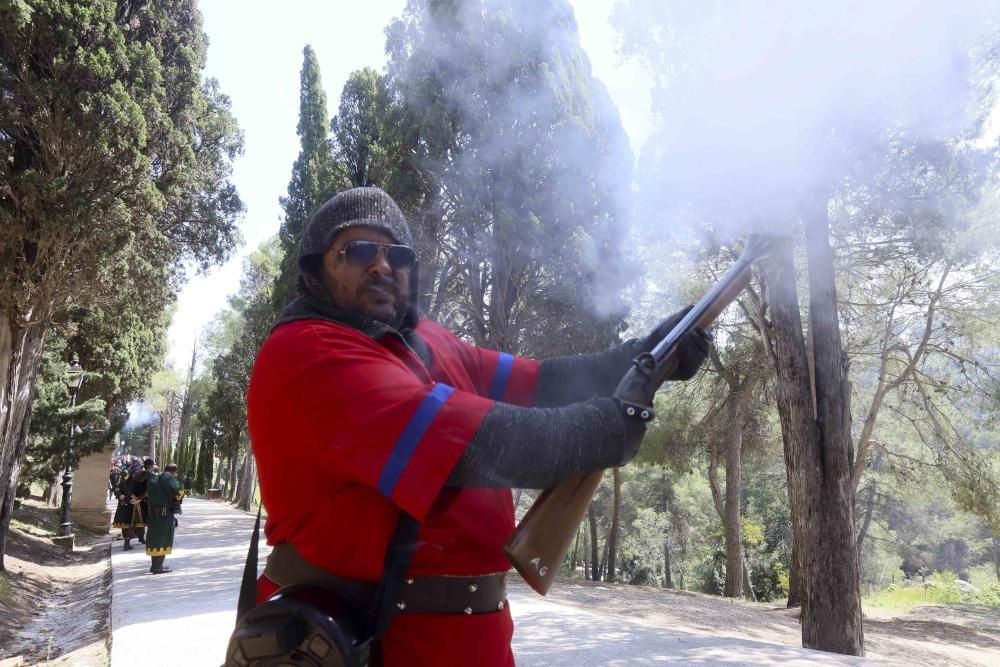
[632,352,656,377]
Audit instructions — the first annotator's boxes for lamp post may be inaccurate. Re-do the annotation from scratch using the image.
[60,357,84,537]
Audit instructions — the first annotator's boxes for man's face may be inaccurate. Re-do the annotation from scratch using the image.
[321,226,411,324]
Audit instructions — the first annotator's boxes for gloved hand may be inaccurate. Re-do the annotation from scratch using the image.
[611,354,658,463]
[635,306,712,381]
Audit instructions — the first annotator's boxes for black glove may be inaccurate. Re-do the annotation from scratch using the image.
[611,355,656,463]
[636,306,712,381]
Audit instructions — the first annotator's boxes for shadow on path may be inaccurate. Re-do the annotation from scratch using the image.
[110,498,268,667]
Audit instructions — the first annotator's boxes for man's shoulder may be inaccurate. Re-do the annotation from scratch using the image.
[415,317,464,346]
[262,319,378,358]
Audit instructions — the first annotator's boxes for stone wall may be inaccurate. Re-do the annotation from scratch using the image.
[72,443,115,532]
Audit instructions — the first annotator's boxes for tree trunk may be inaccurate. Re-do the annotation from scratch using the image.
[226,453,239,501]
[175,346,197,453]
[855,482,877,556]
[766,222,864,655]
[0,313,48,572]
[663,537,673,588]
[571,525,581,574]
[599,536,609,581]
[787,537,803,608]
[742,555,757,601]
[212,455,223,490]
[606,467,622,583]
[235,452,256,510]
[588,505,599,582]
[722,398,744,598]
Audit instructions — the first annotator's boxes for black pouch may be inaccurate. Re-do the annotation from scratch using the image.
[227,584,370,667]
[224,510,419,667]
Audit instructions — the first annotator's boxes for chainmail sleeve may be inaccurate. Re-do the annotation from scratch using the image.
[445,396,641,489]
[533,340,640,407]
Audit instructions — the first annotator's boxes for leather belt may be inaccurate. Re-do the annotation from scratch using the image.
[264,543,508,615]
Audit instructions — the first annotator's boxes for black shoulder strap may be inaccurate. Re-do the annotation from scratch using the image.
[236,507,263,622]
[370,512,421,639]
[233,505,421,640]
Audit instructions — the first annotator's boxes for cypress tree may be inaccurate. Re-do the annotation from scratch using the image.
[186,432,198,481]
[384,0,633,356]
[0,0,243,569]
[271,45,345,313]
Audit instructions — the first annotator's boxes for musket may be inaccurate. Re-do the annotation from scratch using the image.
[504,235,772,595]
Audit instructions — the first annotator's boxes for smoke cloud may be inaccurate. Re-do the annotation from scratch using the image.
[124,401,157,431]
[624,1,1000,234]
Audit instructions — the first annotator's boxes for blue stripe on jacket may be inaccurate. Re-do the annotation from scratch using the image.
[488,352,514,401]
[377,383,456,497]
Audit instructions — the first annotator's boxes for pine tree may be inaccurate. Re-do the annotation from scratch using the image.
[271,45,345,313]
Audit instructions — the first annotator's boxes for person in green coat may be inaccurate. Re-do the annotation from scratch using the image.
[145,463,185,574]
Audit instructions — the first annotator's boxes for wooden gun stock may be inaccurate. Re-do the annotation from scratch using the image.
[504,236,771,595]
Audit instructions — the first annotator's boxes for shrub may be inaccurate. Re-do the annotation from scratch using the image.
[976,582,1000,607]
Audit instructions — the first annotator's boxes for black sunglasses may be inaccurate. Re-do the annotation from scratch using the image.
[338,240,416,269]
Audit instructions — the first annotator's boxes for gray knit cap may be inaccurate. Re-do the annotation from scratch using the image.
[298,187,413,271]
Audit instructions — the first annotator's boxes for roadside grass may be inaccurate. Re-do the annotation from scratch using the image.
[11,515,56,538]
[864,587,929,612]
[0,571,11,603]
[864,570,1000,611]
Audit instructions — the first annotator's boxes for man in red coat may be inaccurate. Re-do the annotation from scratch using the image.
[247,187,709,665]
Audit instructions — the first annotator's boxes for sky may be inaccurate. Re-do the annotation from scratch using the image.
[167,0,651,372]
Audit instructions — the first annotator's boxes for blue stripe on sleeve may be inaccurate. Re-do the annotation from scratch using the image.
[377,383,456,498]
[489,352,514,401]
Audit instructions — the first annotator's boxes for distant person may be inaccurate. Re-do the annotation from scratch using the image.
[129,458,155,544]
[246,187,710,665]
[111,468,137,550]
[145,462,185,574]
[108,467,120,500]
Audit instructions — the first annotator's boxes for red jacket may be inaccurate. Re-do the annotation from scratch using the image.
[248,316,539,665]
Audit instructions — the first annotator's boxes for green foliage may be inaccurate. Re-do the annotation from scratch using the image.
[21,337,109,489]
[271,45,343,312]
[976,582,1000,607]
[199,237,281,494]
[0,0,243,564]
[1,0,244,312]
[773,562,790,598]
[865,570,1000,610]
[332,68,404,191]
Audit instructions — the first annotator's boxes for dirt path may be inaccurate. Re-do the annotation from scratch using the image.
[523,577,1000,666]
[6,496,994,666]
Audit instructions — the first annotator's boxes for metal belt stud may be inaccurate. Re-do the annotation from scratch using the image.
[497,601,505,611]
[397,601,406,610]
[405,577,414,585]
[468,582,478,592]
[463,607,473,614]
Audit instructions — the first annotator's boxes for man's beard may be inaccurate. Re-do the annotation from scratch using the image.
[333,274,408,328]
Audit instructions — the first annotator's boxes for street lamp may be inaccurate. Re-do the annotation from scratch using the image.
[59,357,84,537]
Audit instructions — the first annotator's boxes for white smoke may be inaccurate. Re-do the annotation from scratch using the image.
[627,0,1000,232]
[124,401,157,431]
